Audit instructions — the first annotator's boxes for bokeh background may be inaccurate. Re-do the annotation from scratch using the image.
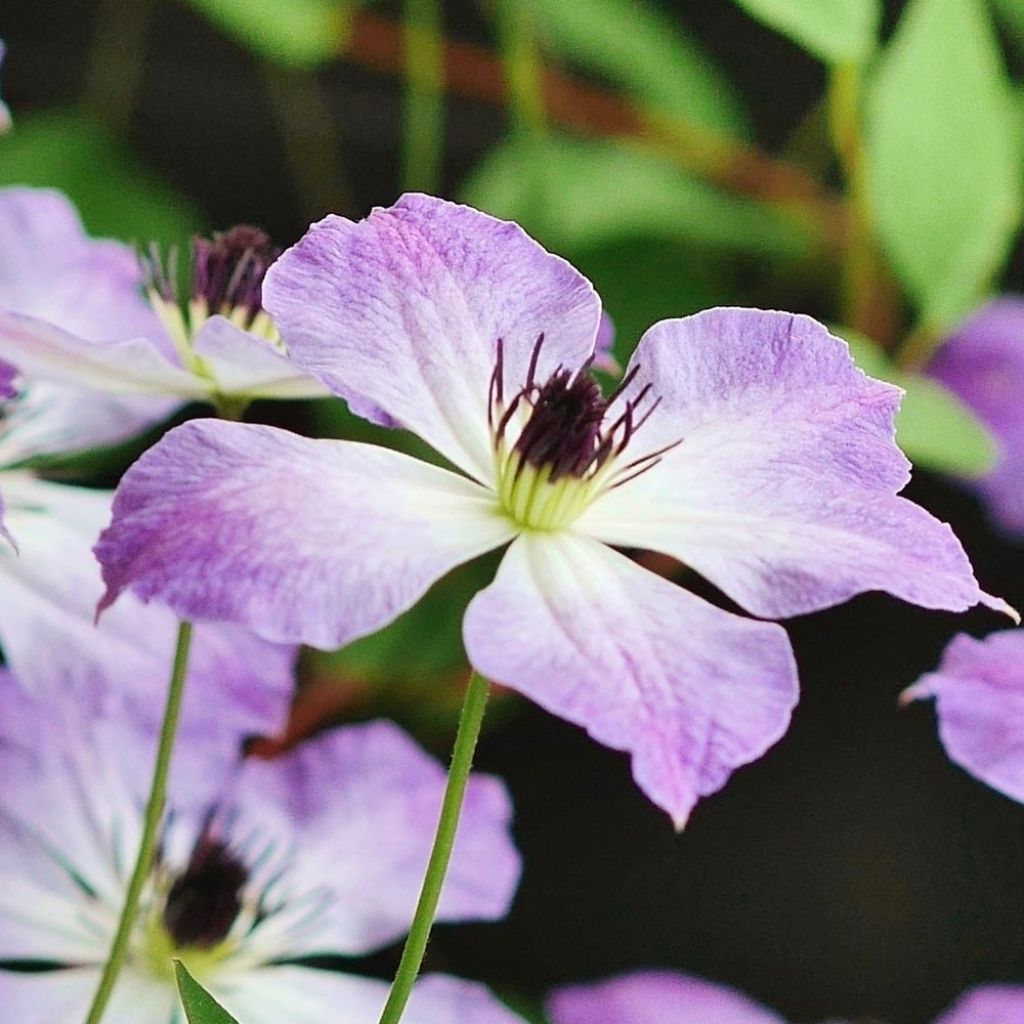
[3,2,1024,1022]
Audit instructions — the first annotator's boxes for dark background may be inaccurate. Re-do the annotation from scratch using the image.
[2,2,1023,1022]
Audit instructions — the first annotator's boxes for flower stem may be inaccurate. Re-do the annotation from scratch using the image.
[401,0,445,193]
[83,621,194,1024]
[377,669,492,1024]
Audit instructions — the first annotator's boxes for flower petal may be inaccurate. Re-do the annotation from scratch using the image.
[192,316,329,400]
[928,297,1024,536]
[218,968,526,1024]
[96,419,515,648]
[229,719,519,959]
[581,308,1006,619]
[548,971,786,1024]
[263,193,601,483]
[463,532,798,826]
[932,985,1024,1024]
[902,629,1024,804]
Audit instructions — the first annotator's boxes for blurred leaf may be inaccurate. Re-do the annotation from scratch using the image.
[990,0,1024,48]
[865,0,1022,329]
[175,962,238,1024]
[461,135,815,259]
[843,330,998,477]
[733,0,881,63]
[524,0,748,135]
[184,0,354,68]
[0,109,201,246]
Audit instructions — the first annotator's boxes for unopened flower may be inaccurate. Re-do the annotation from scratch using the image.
[0,680,522,1023]
[0,187,325,430]
[548,971,1024,1024]
[97,195,1006,826]
[927,298,1024,537]
[902,629,1024,804]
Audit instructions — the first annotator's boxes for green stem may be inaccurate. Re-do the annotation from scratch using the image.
[377,670,492,1024]
[83,621,194,1024]
[402,0,445,193]
[83,0,153,134]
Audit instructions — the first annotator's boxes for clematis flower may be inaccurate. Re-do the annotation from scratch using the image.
[0,186,325,438]
[96,195,1007,826]
[927,298,1024,537]
[902,628,1024,805]
[0,677,522,1024]
[547,970,1024,1024]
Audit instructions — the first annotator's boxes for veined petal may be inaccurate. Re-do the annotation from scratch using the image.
[463,533,798,826]
[581,308,1005,620]
[96,420,516,648]
[902,630,1024,805]
[928,297,1024,536]
[0,970,103,1024]
[548,971,786,1024]
[218,968,526,1024]
[192,316,329,400]
[0,310,203,398]
[231,720,519,959]
[263,193,601,483]
[932,985,1024,1024]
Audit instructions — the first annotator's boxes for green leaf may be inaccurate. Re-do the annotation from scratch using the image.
[0,109,201,246]
[174,962,239,1024]
[733,0,881,63]
[460,134,815,259]
[523,0,748,135]
[865,0,1022,329]
[184,0,354,68]
[842,330,998,477]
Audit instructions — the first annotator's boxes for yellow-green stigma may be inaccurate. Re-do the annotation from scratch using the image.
[142,225,282,374]
[489,335,672,531]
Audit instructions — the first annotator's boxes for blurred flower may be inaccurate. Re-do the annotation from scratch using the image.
[927,298,1024,537]
[902,629,1024,804]
[0,679,522,1024]
[0,41,10,132]
[0,187,326,429]
[96,195,1006,827]
[549,971,1024,1024]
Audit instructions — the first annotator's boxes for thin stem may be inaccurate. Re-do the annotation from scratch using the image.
[83,621,194,1024]
[377,670,492,1024]
[83,0,153,134]
[402,0,445,193]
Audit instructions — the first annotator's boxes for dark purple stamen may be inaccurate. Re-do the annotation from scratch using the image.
[162,828,248,949]
[192,226,279,325]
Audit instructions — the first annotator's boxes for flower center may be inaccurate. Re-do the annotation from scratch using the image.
[139,826,249,982]
[142,226,282,375]
[489,334,672,531]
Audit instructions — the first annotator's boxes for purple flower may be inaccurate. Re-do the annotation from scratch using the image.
[0,681,522,1024]
[96,195,1006,826]
[903,628,1024,805]
[0,187,325,442]
[927,298,1024,537]
[547,971,1024,1024]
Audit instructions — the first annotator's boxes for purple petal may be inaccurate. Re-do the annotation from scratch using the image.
[548,971,786,1024]
[0,475,295,795]
[928,297,1024,536]
[222,969,526,1024]
[594,310,620,373]
[903,629,1024,804]
[96,419,515,647]
[230,720,519,956]
[263,193,601,483]
[464,532,798,826]
[191,315,328,400]
[932,985,1024,1024]
[580,308,1007,620]
[0,359,16,398]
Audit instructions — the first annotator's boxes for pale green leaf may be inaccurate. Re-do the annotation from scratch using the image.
[0,109,201,246]
[460,134,815,258]
[842,331,998,477]
[865,0,1022,329]
[733,0,881,63]
[184,0,353,68]
[523,0,748,135]
[174,962,239,1024]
